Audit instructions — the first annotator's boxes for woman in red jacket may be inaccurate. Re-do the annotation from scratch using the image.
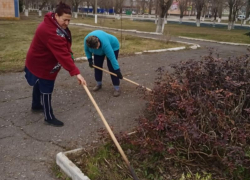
[25,2,86,127]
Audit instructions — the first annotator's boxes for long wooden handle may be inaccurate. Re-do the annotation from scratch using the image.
[93,65,152,92]
[82,85,139,180]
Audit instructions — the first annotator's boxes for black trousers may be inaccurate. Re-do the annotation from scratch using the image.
[94,50,120,86]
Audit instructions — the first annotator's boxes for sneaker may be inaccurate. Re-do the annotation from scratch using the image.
[93,84,102,91]
[113,89,121,97]
[44,118,64,127]
[31,105,44,113]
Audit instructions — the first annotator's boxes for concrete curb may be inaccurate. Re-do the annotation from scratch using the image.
[74,42,198,61]
[179,36,250,46]
[56,148,90,180]
[70,23,162,35]
[71,22,249,47]
[129,35,200,49]
[74,45,199,61]
[143,46,186,53]
[70,22,200,55]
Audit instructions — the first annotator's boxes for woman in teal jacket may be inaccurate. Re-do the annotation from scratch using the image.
[84,30,123,97]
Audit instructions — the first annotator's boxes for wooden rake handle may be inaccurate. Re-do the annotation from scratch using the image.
[82,84,139,180]
[92,65,152,92]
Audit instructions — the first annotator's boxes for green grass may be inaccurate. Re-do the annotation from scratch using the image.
[51,162,71,180]
[71,16,250,44]
[67,141,215,180]
[165,24,250,44]
[2,14,250,73]
[67,144,133,180]
[0,20,37,72]
[0,15,182,73]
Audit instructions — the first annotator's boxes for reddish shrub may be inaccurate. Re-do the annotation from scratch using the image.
[121,50,250,179]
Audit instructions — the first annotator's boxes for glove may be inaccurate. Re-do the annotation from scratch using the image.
[114,69,123,79]
[88,59,93,68]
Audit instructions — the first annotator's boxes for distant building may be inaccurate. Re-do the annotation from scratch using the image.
[0,0,19,19]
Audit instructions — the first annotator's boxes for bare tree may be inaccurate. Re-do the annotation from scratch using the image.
[155,0,159,24]
[67,0,83,12]
[178,0,188,23]
[88,0,96,14]
[210,0,221,26]
[23,0,44,13]
[244,0,250,24]
[148,0,153,14]
[113,0,125,14]
[98,0,113,13]
[201,1,208,21]
[130,0,134,13]
[23,0,33,9]
[184,0,194,16]
[134,0,147,14]
[84,0,91,14]
[155,0,173,33]
[193,0,206,27]
[217,0,224,22]
[48,0,60,10]
[39,0,52,10]
[245,0,250,20]
[226,0,246,30]
[141,0,146,14]
[136,0,141,14]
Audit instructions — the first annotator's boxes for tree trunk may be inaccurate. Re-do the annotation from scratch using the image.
[39,1,46,11]
[75,2,79,12]
[155,13,158,24]
[180,17,183,23]
[246,1,250,19]
[149,0,152,14]
[156,17,164,33]
[218,6,222,18]
[142,0,145,14]
[162,16,166,32]
[228,5,233,30]
[180,8,184,24]
[93,4,96,13]
[228,21,232,30]
[196,18,200,27]
[87,1,89,14]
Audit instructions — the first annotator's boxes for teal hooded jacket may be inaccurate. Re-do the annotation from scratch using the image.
[84,30,120,70]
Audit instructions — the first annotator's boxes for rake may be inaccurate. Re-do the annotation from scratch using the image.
[93,65,152,92]
[82,84,139,180]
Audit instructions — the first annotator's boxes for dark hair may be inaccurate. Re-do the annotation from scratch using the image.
[86,36,99,48]
[55,2,71,16]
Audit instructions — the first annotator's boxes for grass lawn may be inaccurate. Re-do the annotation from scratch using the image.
[71,16,250,44]
[0,14,182,73]
[1,13,250,73]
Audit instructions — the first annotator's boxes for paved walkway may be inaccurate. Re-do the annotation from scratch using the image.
[0,26,248,180]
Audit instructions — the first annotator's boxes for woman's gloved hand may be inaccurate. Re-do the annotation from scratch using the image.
[88,58,93,68]
[114,69,123,79]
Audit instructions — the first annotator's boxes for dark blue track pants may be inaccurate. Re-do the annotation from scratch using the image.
[94,50,120,86]
[25,67,55,121]
[32,81,55,121]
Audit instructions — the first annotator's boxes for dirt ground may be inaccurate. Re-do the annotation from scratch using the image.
[0,29,249,180]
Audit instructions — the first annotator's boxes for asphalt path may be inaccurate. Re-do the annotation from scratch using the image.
[0,26,248,180]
